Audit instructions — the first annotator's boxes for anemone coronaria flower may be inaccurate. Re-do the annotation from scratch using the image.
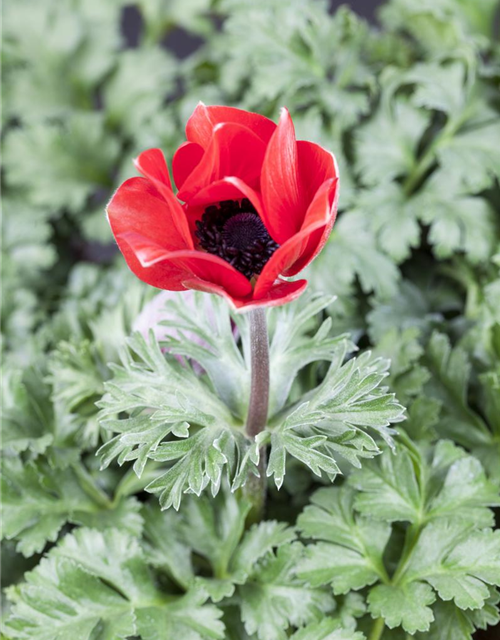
[107,104,339,310]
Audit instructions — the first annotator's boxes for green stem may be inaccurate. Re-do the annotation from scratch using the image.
[72,460,113,509]
[392,522,423,586]
[403,117,462,197]
[368,616,385,640]
[244,308,270,523]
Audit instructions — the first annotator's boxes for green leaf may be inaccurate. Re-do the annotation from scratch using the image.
[379,0,493,54]
[310,211,400,301]
[2,198,56,290]
[423,332,491,448]
[290,618,365,640]
[371,327,430,404]
[368,582,436,633]
[4,113,119,213]
[153,291,249,418]
[176,488,250,581]
[297,487,390,593]
[355,100,429,186]
[4,555,136,640]
[403,520,500,610]
[265,345,404,487]
[418,188,497,263]
[367,280,442,344]
[1,458,142,556]
[349,446,421,523]
[239,543,335,640]
[147,426,256,509]
[3,527,225,640]
[436,114,500,193]
[406,61,466,115]
[142,502,194,589]
[416,597,498,640]
[352,184,421,263]
[266,292,354,416]
[97,332,255,508]
[350,441,499,526]
[103,48,175,134]
[231,520,297,579]
[3,0,120,121]
[135,587,225,640]
[1,368,54,456]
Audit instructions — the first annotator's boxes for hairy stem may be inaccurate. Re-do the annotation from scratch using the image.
[244,307,270,522]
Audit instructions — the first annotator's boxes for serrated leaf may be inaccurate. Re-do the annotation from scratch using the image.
[423,332,492,448]
[368,582,436,633]
[297,487,390,593]
[437,116,500,193]
[355,100,429,186]
[3,527,224,640]
[403,520,500,610]
[265,346,404,487]
[103,48,175,134]
[310,211,400,301]
[266,292,354,416]
[349,441,499,527]
[290,618,365,640]
[352,184,421,263]
[156,291,249,419]
[4,113,119,213]
[418,188,497,264]
[349,446,421,523]
[1,368,54,456]
[142,502,194,589]
[239,543,335,640]
[1,458,142,557]
[97,332,254,508]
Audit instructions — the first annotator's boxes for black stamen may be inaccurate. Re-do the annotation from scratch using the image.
[195,199,279,279]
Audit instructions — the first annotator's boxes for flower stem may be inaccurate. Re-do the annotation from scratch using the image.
[244,307,270,523]
[368,617,385,640]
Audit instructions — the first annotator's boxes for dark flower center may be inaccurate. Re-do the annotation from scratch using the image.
[195,199,279,279]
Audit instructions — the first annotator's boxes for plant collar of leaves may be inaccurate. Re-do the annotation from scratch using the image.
[107,103,339,310]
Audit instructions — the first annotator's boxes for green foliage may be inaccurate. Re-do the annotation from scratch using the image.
[96,294,403,508]
[298,438,500,637]
[2,0,500,638]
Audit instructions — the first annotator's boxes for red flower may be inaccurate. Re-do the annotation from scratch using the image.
[107,104,339,310]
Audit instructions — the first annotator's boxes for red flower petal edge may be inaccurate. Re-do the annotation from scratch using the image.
[107,104,339,311]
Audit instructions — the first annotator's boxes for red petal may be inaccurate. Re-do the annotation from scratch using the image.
[108,177,187,250]
[107,178,190,290]
[188,176,264,214]
[297,140,339,203]
[260,108,306,245]
[186,102,276,149]
[133,149,194,248]
[284,178,339,276]
[183,276,307,311]
[116,232,253,299]
[246,279,308,309]
[177,123,267,203]
[172,141,204,190]
[134,148,172,190]
[254,179,338,296]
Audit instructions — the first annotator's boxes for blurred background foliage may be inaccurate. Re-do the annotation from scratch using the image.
[1,0,500,638]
